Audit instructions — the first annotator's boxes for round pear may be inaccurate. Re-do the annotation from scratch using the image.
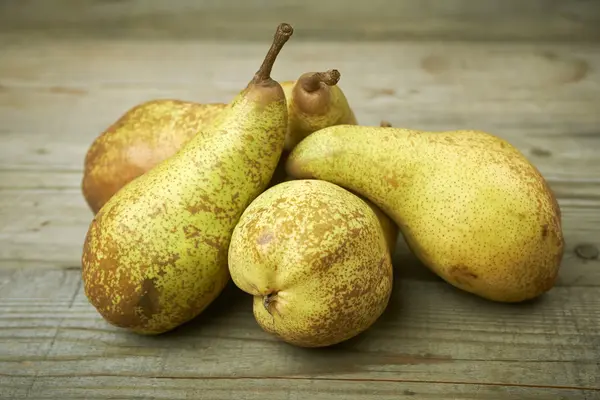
[228,179,393,347]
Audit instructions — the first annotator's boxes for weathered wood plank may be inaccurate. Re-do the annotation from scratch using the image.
[0,269,598,395]
[0,0,599,42]
[1,377,598,400]
[2,377,597,400]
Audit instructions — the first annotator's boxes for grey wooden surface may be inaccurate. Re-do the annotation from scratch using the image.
[1,1,599,399]
[1,0,599,42]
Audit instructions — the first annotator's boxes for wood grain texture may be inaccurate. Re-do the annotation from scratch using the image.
[1,9,600,398]
[2,378,597,400]
[0,269,599,398]
[0,0,599,42]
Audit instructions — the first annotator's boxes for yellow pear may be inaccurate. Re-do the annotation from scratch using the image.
[228,179,393,347]
[81,23,294,335]
[286,125,564,303]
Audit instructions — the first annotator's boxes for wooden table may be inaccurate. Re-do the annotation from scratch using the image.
[1,1,599,399]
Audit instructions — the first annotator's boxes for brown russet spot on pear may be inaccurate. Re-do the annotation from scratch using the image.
[286,125,564,303]
[82,68,356,214]
[81,22,294,335]
[228,179,393,348]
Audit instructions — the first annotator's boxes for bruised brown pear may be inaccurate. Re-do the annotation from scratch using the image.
[81,23,294,335]
[228,179,393,347]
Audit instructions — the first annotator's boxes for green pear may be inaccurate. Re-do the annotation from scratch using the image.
[228,179,393,347]
[81,23,294,334]
[82,101,226,214]
[286,125,564,303]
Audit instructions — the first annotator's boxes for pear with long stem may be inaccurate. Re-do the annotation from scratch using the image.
[81,23,294,335]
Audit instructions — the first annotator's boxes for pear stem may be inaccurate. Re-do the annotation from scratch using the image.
[301,69,341,93]
[253,23,294,84]
[380,121,392,127]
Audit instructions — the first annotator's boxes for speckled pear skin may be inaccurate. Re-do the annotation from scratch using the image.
[82,100,226,214]
[280,70,357,152]
[361,196,399,254]
[228,179,393,348]
[81,23,294,335]
[286,125,564,303]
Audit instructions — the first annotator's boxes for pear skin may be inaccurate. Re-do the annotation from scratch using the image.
[81,23,294,334]
[286,125,564,303]
[228,179,393,348]
[267,70,357,187]
[82,100,226,214]
[362,196,399,255]
[280,69,357,151]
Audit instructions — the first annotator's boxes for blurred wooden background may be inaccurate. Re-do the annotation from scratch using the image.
[1,0,600,42]
[1,1,599,399]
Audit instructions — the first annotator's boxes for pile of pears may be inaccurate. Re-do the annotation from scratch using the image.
[80,23,564,348]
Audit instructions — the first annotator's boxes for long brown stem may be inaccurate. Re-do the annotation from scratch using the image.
[301,69,341,92]
[253,23,294,84]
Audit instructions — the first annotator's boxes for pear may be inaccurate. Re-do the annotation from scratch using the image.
[280,69,357,151]
[363,196,399,254]
[82,101,226,214]
[228,179,393,348]
[266,69,358,187]
[81,22,294,334]
[286,125,564,303]
[81,69,354,213]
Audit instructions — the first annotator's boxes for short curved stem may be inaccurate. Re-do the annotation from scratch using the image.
[301,69,341,92]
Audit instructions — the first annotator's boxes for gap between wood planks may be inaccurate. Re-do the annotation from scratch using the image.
[1,373,599,391]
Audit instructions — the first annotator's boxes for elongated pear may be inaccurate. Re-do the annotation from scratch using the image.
[228,179,393,347]
[286,125,564,303]
[82,101,226,214]
[81,23,294,334]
